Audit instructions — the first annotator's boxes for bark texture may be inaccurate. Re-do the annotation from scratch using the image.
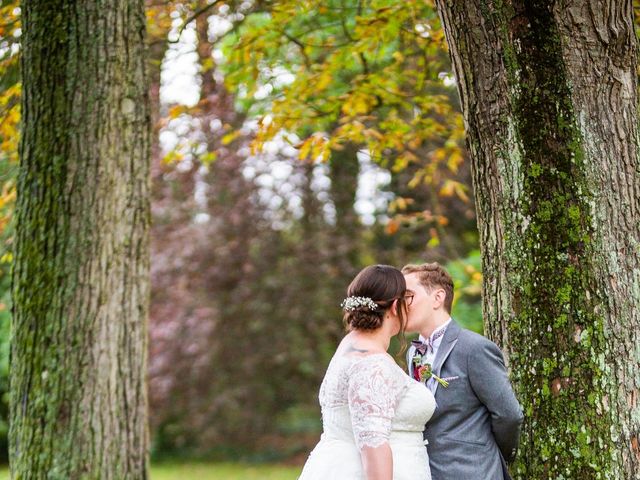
[435,0,640,478]
[10,1,150,478]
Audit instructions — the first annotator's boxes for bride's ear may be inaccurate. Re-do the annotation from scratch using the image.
[391,298,400,316]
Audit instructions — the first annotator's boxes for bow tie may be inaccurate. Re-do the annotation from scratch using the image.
[412,328,447,355]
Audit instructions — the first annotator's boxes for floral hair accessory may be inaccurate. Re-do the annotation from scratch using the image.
[341,296,379,312]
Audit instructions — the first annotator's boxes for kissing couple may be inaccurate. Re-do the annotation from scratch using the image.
[298,263,524,480]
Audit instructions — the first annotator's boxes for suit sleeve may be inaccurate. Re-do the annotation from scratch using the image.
[467,339,524,463]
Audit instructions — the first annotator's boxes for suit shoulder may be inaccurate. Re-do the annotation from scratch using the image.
[457,327,486,344]
[458,328,502,353]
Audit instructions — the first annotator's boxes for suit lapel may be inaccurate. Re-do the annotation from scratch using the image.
[431,320,461,395]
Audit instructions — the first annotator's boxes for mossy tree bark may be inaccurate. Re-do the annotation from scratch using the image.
[10,1,150,478]
[435,1,640,478]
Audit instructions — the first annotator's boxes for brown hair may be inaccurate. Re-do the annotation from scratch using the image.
[401,262,454,313]
[343,265,408,335]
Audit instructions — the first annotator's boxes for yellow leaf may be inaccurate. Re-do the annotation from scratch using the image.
[311,135,329,161]
[433,147,447,161]
[162,150,184,164]
[408,170,426,189]
[168,105,189,119]
[454,182,470,202]
[201,57,215,73]
[392,51,405,62]
[427,229,440,248]
[439,180,456,197]
[447,150,464,172]
[390,197,414,212]
[298,137,313,159]
[408,137,423,150]
[200,152,217,165]
[221,131,241,145]
[363,128,384,140]
[315,72,333,91]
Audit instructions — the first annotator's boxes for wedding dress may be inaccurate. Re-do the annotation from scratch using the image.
[299,353,436,479]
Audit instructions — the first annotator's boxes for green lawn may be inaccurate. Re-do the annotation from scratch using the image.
[152,462,300,479]
[0,462,301,479]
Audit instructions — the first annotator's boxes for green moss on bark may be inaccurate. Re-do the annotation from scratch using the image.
[10,1,150,479]
[493,1,619,478]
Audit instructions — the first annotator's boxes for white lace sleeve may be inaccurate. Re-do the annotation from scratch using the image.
[347,355,406,450]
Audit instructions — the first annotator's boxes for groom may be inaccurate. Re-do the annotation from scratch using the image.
[403,262,523,480]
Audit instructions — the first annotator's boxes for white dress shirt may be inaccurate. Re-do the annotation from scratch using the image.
[418,318,452,393]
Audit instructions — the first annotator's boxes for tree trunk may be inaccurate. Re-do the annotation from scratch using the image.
[329,143,361,279]
[435,0,640,478]
[11,1,150,478]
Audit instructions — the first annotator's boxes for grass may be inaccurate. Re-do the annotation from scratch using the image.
[152,462,301,479]
[0,462,302,479]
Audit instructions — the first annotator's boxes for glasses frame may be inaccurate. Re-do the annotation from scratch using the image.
[404,292,415,306]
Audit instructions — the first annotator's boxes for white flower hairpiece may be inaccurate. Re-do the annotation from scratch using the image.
[340,296,379,312]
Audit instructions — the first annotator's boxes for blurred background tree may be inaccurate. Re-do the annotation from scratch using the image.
[144,0,481,460]
[0,0,483,464]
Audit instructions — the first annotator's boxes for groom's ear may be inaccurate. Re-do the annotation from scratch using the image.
[433,288,446,309]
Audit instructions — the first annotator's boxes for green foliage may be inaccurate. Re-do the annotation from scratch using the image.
[447,250,482,334]
[220,0,467,207]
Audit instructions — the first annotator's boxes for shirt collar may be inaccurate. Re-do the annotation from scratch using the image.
[418,317,452,343]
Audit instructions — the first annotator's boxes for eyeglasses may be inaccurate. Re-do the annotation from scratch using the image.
[404,292,415,306]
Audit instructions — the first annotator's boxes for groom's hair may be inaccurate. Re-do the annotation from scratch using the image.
[401,262,454,313]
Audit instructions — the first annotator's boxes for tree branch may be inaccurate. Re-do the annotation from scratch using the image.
[169,0,226,43]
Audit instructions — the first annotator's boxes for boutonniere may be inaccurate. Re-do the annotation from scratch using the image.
[412,354,449,388]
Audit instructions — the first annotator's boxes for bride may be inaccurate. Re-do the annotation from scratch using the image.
[299,264,436,480]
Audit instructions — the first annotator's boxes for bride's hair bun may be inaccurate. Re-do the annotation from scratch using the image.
[342,265,406,332]
[344,303,385,331]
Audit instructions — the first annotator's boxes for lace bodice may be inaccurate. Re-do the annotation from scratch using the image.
[318,353,435,450]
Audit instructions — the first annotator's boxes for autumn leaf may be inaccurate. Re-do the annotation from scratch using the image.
[386,219,400,235]
[221,130,241,145]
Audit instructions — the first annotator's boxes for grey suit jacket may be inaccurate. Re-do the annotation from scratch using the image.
[406,320,523,480]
